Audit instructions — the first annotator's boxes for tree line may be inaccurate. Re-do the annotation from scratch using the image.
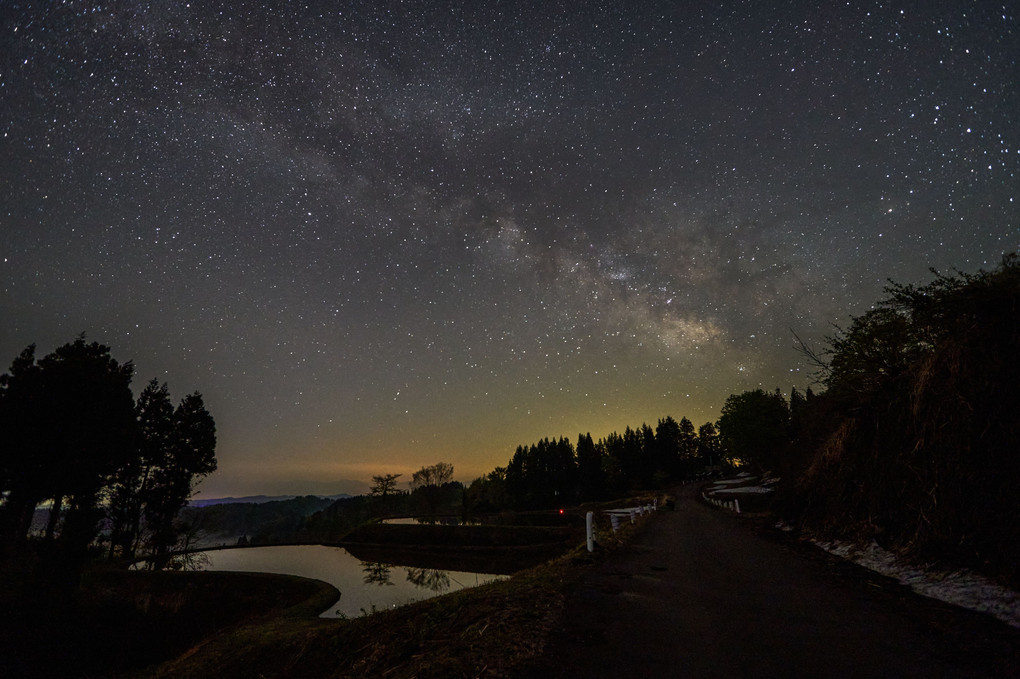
[299,463,464,541]
[0,336,216,574]
[179,495,336,546]
[502,418,711,509]
[458,392,815,515]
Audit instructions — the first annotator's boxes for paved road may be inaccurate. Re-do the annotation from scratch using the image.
[529,484,1020,678]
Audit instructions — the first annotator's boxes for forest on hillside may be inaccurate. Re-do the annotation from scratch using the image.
[781,254,1020,584]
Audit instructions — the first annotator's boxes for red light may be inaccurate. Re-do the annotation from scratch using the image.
[559,509,564,514]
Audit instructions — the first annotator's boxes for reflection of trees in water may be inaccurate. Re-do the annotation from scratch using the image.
[362,562,394,586]
[168,550,210,571]
[405,567,450,592]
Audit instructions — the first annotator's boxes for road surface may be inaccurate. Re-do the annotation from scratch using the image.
[527,483,1020,678]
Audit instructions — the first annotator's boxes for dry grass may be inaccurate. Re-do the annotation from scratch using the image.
[143,508,650,678]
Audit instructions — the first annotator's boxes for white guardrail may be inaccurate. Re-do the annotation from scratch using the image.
[581,488,745,554]
[586,500,659,552]
[702,492,741,514]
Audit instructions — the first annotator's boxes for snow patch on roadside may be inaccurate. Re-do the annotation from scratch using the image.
[815,539,1020,628]
[711,485,774,494]
[710,477,751,486]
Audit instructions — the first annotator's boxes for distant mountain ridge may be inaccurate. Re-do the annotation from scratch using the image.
[189,493,352,507]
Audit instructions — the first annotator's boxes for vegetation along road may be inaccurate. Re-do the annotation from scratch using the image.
[526,483,1020,678]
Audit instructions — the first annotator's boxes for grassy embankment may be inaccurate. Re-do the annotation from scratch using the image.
[2,497,660,678]
[0,561,338,679]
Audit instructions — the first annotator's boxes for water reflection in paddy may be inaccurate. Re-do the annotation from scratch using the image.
[197,544,505,618]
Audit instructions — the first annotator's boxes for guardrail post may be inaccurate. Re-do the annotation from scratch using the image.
[586,511,594,552]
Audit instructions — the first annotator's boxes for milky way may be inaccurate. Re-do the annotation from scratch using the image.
[2,2,1017,496]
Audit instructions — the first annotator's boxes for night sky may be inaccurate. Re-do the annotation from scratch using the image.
[2,2,1017,498]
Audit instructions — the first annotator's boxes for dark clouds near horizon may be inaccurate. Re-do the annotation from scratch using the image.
[2,1,1017,495]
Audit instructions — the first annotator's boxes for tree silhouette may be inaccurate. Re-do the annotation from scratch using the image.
[677,417,699,475]
[410,462,456,518]
[144,392,217,570]
[718,388,790,471]
[1,338,215,573]
[362,561,393,586]
[108,379,175,561]
[405,567,450,592]
[370,473,402,497]
[464,467,509,516]
[697,422,723,469]
[0,337,136,563]
[618,427,643,488]
[789,387,807,439]
[575,432,604,501]
[0,344,46,546]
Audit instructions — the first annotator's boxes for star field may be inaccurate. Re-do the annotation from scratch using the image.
[2,1,1017,496]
